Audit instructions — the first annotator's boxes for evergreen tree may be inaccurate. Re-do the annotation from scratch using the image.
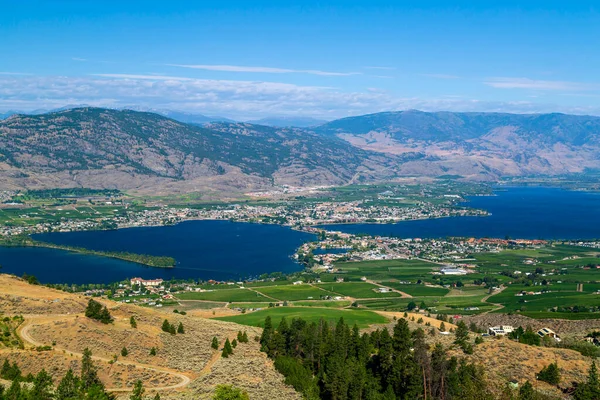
[454,320,469,347]
[169,324,177,335]
[31,369,54,400]
[574,361,600,400]
[241,331,249,343]
[161,319,171,333]
[5,377,21,400]
[222,339,233,358]
[81,348,103,391]
[177,322,184,334]
[130,316,137,328]
[150,347,157,356]
[56,368,80,400]
[121,347,128,357]
[260,316,274,353]
[519,381,536,400]
[130,380,144,400]
[232,339,238,348]
[439,322,446,332]
[211,337,220,350]
[537,362,560,385]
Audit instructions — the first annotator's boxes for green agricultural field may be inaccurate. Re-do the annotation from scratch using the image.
[315,282,401,298]
[253,284,337,301]
[332,259,438,282]
[175,288,269,302]
[358,298,413,311]
[292,300,353,308]
[216,306,389,328]
[382,282,450,297]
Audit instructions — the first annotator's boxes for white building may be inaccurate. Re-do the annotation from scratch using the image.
[440,267,468,275]
[130,277,164,287]
[488,325,515,336]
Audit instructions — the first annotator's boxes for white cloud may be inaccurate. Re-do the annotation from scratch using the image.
[484,77,598,91]
[2,74,600,119]
[72,57,88,62]
[166,64,360,76]
[0,72,33,76]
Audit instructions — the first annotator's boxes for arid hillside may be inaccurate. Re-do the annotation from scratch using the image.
[0,274,300,399]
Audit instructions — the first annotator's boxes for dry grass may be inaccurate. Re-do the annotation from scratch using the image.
[457,337,594,398]
[0,274,300,399]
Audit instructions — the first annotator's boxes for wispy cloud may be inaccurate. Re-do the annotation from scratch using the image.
[3,74,600,119]
[0,72,33,76]
[166,64,360,77]
[484,77,598,91]
[72,57,88,62]
[421,73,460,80]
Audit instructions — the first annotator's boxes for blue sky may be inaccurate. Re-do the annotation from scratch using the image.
[1,1,600,119]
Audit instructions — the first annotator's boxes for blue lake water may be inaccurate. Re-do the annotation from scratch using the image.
[0,220,315,284]
[320,187,600,240]
[2,187,600,284]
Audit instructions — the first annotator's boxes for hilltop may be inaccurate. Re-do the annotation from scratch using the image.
[315,110,600,179]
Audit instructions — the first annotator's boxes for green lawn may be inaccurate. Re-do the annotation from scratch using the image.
[382,283,449,297]
[253,284,337,301]
[176,289,269,302]
[215,306,389,328]
[316,282,401,298]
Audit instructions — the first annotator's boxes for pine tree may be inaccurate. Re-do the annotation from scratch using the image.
[454,320,469,348]
[537,362,560,385]
[177,322,184,334]
[211,337,220,350]
[150,347,157,356]
[519,381,535,400]
[121,347,128,357]
[130,316,137,328]
[56,368,80,400]
[31,369,54,400]
[439,322,446,332]
[130,380,145,400]
[222,338,233,358]
[169,324,176,335]
[232,339,238,348]
[6,377,21,400]
[260,316,274,352]
[81,348,103,390]
[241,331,249,343]
[161,319,171,332]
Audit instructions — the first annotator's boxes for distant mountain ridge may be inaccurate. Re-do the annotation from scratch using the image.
[0,108,399,195]
[246,116,328,128]
[315,110,600,179]
[1,107,600,194]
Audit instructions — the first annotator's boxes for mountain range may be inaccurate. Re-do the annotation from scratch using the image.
[1,107,600,194]
[0,108,400,195]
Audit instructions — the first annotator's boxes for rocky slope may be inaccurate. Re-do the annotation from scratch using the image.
[0,108,398,194]
[316,110,600,180]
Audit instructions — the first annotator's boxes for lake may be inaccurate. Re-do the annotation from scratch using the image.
[2,186,600,284]
[0,220,315,284]
[320,187,600,239]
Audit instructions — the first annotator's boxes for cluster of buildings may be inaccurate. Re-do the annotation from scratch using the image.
[487,325,561,342]
[302,233,521,268]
